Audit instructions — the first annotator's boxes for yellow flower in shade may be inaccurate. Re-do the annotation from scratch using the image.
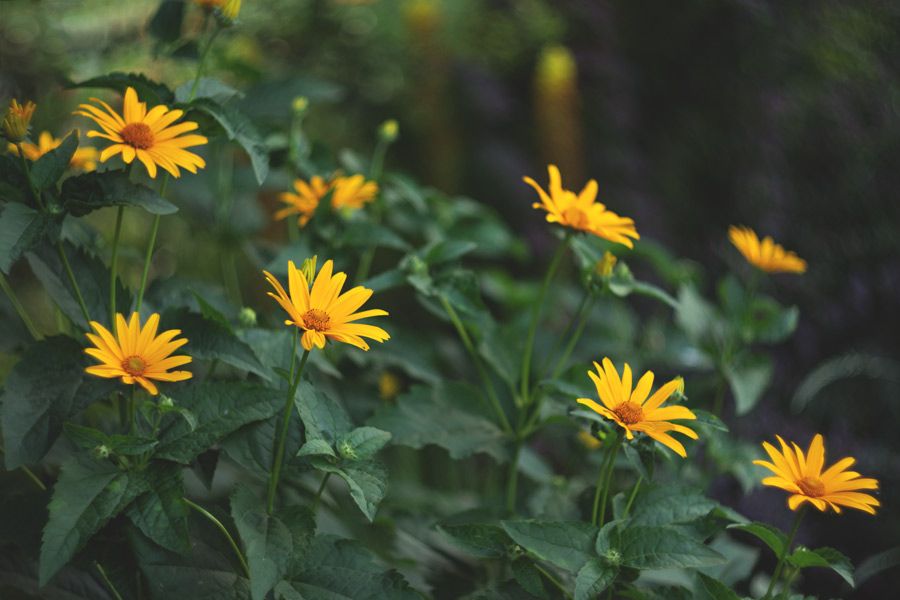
[378,371,401,401]
[84,313,192,395]
[2,99,36,142]
[578,429,603,450]
[263,259,390,351]
[728,226,806,274]
[275,176,331,227]
[524,165,639,248]
[8,131,98,172]
[576,358,698,457]
[75,86,207,178]
[754,434,879,514]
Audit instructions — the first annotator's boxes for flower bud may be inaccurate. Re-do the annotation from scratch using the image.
[300,255,318,284]
[292,96,309,115]
[2,99,36,142]
[338,440,358,460]
[159,395,175,409]
[595,251,617,278]
[603,548,622,567]
[379,119,399,142]
[221,0,241,22]
[378,371,401,401]
[93,444,111,459]
[238,306,257,327]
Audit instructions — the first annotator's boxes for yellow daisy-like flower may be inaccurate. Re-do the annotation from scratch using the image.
[332,174,379,210]
[576,358,698,458]
[8,131,98,172]
[728,226,806,274]
[754,434,879,515]
[275,174,378,227]
[75,86,207,178]
[524,164,639,248]
[84,312,192,396]
[263,259,390,352]
[2,98,36,142]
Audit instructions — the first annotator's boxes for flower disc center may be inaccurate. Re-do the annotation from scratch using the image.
[120,123,155,150]
[302,308,331,331]
[122,355,147,376]
[797,476,826,497]
[613,401,643,425]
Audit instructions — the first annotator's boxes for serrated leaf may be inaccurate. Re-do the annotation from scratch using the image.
[161,309,267,379]
[231,485,292,600]
[221,412,303,476]
[155,382,284,463]
[436,519,511,559]
[63,423,158,456]
[337,426,391,460]
[695,573,741,600]
[787,546,854,587]
[312,459,388,522]
[127,463,190,554]
[142,564,251,600]
[183,98,269,184]
[501,520,599,573]
[30,131,79,190]
[627,484,720,527]
[574,560,617,600]
[297,439,337,458]
[613,525,725,569]
[297,382,352,445]
[0,202,61,273]
[69,72,175,105]
[727,521,787,556]
[60,170,177,216]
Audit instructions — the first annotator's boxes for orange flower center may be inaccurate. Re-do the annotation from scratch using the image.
[119,123,155,150]
[122,355,147,376]
[613,401,643,425]
[797,476,826,497]
[302,309,331,331]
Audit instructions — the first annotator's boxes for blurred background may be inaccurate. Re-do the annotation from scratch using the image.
[2,0,899,596]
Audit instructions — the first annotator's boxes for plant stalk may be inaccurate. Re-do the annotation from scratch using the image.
[109,205,125,325]
[592,432,623,526]
[763,506,805,600]
[56,242,92,326]
[183,498,250,577]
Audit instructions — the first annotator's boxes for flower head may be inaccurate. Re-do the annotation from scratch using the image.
[263,259,390,351]
[524,165,639,247]
[8,131,98,172]
[75,87,207,178]
[275,174,378,227]
[331,174,378,210]
[576,358,698,457]
[84,312,192,395]
[577,429,603,450]
[754,434,879,515]
[2,99,36,142]
[728,226,806,274]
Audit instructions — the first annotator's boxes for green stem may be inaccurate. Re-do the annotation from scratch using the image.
[109,205,125,325]
[135,205,163,312]
[189,24,221,100]
[267,335,310,514]
[0,271,42,340]
[127,386,136,435]
[551,294,595,379]
[520,233,570,406]
[763,507,805,600]
[313,472,331,513]
[439,295,511,433]
[56,242,92,326]
[622,475,643,518]
[16,143,45,211]
[505,439,522,513]
[533,563,572,600]
[593,432,623,526]
[0,445,47,491]
[183,498,250,577]
[94,561,124,600]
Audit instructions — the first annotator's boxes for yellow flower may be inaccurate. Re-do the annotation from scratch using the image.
[263,259,390,352]
[2,98,36,142]
[221,0,241,20]
[595,251,617,278]
[84,312,192,395]
[8,131,98,172]
[576,358,698,458]
[728,226,806,274]
[754,434,879,515]
[524,165,639,248]
[378,371,401,401]
[578,430,603,450]
[275,174,378,227]
[75,86,207,178]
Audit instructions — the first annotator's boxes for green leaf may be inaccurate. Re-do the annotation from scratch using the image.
[787,546,854,587]
[155,382,285,463]
[1,335,117,469]
[676,285,721,341]
[695,573,741,600]
[141,563,251,600]
[337,221,411,251]
[0,153,29,203]
[627,484,720,527]
[221,412,303,476]
[149,0,185,43]
[692,409,729,432]
[63,423,158,456]
[422,240,478,265]
[336,426,391,461]
[574,560,617,600]
[511,558,548,599]
[369,384,509,461]
[748,298,799,344]
[184,98,269,184]
[127,463,190,554]
[297,439,337,458]
[39,456,149,584]
[60,170,178,216]
[856,545,900,586]
[278,534,419,599]
[297,382,352,445]
[501,520,599,573]
[0,201,61,273]
[69,72,175,105]
[612,525,725,569]
[312,459,388,522]
[30,131,78,190]
[231,485,293,600]
[724,355,773,415]
[175,78,243,104]
[727,522,787,556]
[436,517,511,559]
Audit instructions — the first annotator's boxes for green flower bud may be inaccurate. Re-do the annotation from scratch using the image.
[238,306,257,327]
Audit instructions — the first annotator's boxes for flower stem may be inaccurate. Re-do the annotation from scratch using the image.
[183,497,250,577]
[533,563,573,600]
[109,205,125,325]
[551,294,595,379]
[94,561,124,600]
[592,432,623,526]
[505,438,522,513]
[313,472,331,513]
[136,175,168,312]
[763,507,805,600]
[56,242,92,326]
[189,24,221,101]
[267,333,310,515]
[16,143,45,211]
[520,233,570,406]
[621,475,643,518]
[0,271,41,340]
[0,445,47,491]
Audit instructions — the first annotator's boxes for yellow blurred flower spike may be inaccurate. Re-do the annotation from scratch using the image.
[728,225,806,274]
[8,131,98,172]
[524,165,639,248]
[577,358,698,458]
[84,312,192,396]
[754,434,879,515]
[263,259,390,352]
[2,98,36,142]
[75,86,207,179]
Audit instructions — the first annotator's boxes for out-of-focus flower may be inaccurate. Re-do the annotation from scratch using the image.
[275,174,377,227]
[378,371,401,401]
[536,45,577,93]
[332,174,378,210]
[728,226,806,274]
[263,259,390,351]
[8,131,98,172]
[754,434,879,514]
[2,99,36,142]
[292,96,309,115]
[524,165,639,247]
[577,430,603,450]
[595,251,617,278]
[84,313,192,395]
[221,0,241,21]
[577,358,697,457]
[379,119,399,142]
[75,87,207,179]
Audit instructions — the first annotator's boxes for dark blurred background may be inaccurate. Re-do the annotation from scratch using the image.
[2,0,899,596]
